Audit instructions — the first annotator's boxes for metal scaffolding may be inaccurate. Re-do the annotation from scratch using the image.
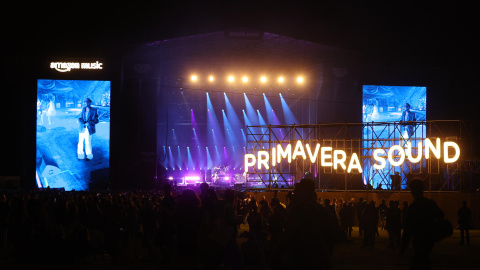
[245,120,476,191]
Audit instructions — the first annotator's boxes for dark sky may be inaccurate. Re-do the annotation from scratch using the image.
[7,1,479,67]
[2,1,479,176]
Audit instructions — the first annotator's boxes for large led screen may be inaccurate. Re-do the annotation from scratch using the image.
[36,80,111,190]
[362,85,426,189]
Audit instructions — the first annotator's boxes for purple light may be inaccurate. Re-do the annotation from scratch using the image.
[184,175,201,184]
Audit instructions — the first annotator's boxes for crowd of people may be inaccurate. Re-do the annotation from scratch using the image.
[0,179,473,269]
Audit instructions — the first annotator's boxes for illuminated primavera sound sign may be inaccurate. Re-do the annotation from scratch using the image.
[244,138,460,173]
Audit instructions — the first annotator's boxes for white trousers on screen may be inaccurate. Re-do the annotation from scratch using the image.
[78,128,93,159]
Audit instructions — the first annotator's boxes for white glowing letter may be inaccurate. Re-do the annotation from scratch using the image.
[277,144,292,163]
[292,140,307,160]
[406,142,422,163]
[388,145,406,167]
[373,149,386,169]
[425,138,441,159]
[245,154,256,172]
[271,147,277,166]
[444,141,460,163]
[258,151,270,170]
[347,153,362,173]
[333,150,347,170]
[305,143,321,163]
[321,147,333,167]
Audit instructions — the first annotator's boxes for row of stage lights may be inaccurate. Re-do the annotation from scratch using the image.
[190,75,305,84]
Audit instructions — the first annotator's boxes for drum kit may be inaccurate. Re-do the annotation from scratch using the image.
[210,165,247,185]
[212,165,229,184]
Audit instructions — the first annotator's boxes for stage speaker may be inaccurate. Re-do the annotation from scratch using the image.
[37,156,61,179]
[234,184,243,189]
[206,170,212,183]
[0,176,20,189]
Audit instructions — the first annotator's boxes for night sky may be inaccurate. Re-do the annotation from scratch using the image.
[3,1,479,176]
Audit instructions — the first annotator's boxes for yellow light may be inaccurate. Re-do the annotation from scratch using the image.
[278,77,284,83]
[191,75,197,81]
[208,76,214,82]
[242,76,248,83]
[260,76,267,83]
[228,76,234,82]
[297,76,304,83]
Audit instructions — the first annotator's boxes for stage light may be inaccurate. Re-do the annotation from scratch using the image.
[260,76,267,83]
[228,76,234,82]
[209,76,214,82]
[297,76,304,83]
[242,76,248,83]
[191,75,197,81]
[278,77,284,83]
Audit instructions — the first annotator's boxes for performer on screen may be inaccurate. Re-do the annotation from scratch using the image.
[77,98,99,161]
[399,103,416,140]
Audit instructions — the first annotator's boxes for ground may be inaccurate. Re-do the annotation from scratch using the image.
[0,226,478,270]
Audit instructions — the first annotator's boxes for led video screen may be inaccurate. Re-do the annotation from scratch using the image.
[36,79,111,190]
[362,85,426,189]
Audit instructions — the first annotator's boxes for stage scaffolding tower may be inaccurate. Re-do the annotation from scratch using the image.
[245,120,475,191]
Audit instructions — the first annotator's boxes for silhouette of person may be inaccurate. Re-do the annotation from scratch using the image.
[356,198,366,237]
[273,178,344,270]
[216,189,241,270]
[385,200,402,248]
[175,189,202,269]
[268,197,286,248]
[324,199,337,219]
[401,179,444,270]
[247,199,262,239]
[160,183,176,267]
[339,202,354,237]
[457,201,471,245]
[362,201,378,249]
[199,182,209,206]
